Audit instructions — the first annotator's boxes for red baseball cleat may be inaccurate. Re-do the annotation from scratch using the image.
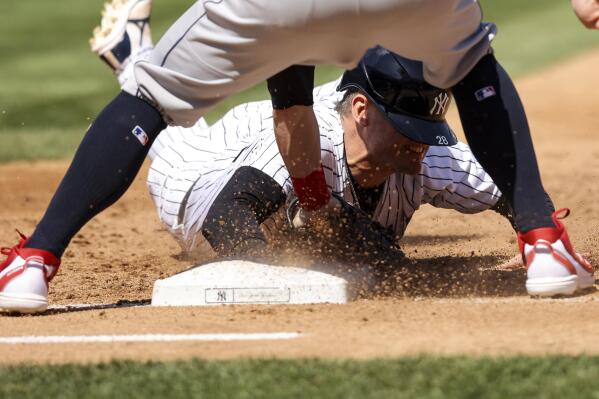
[519,209,594,297]
[0,232,60,314]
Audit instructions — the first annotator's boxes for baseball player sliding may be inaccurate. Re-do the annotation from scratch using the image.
[0,0,594,313]
[105,16,506,267]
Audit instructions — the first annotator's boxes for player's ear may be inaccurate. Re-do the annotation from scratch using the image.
[351,93,369,127]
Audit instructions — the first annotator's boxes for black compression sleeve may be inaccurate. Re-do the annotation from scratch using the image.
[452,53,555,232]
[490,195,517,231]
[201,166,286,256]
[25,91,165,257]
[267,65,315,109]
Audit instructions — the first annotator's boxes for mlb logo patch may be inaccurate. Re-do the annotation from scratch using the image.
[475,86,496,102]
[132,125,149,146]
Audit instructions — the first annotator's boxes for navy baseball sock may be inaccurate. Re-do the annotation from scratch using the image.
[452,53,554,233]
[25,91,165,257]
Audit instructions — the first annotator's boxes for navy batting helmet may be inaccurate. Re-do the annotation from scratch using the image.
[337,46,457,146]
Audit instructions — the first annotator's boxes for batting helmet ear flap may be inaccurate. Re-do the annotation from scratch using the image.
[338,46,457,146]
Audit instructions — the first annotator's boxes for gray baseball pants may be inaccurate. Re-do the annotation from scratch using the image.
[123,0,496,126]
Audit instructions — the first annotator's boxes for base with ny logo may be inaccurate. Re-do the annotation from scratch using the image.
[205,287,291,304]
[151,260,351,306]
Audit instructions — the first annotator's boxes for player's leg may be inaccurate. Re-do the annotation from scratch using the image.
[147,131,287,258]
[22,0,164,257]
[0,0,163,313]
[90,0,154,85]
[93,6,213,162]
[18,0,295,254]
[385,0,594,296]
[449,37,594,297]
[0,0,281,313]
[0,0,337,312]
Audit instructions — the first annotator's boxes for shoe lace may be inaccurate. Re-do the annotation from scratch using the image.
[552,208,570,224]
[1,229,27,257]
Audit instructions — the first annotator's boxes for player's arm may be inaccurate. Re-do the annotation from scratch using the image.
[267,66,331,212]
[417,143,499,211]
[417,142,515,228]
[201,166,286,257]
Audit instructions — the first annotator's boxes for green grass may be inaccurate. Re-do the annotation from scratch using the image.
[0,0,191,162]
[2,357,599,398]
[481,0,599,75]
[0,0,597,161]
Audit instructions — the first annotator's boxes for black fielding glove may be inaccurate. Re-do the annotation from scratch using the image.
[267,65,315,109]
[287,193,406,280]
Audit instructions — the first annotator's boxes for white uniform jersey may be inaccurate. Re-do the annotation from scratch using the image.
[147,79,501,252]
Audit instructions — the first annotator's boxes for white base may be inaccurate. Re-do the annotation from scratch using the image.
[151,260,352,306]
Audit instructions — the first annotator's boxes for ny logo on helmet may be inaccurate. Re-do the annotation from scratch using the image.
[430,92,450,116]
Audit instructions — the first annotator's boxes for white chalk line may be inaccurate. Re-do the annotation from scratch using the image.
[0,332,302,345]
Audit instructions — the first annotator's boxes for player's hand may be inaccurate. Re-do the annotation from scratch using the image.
[571,0,599,29]
[286,193,406,291]
[288,195,342,232]
[286,192,405,259]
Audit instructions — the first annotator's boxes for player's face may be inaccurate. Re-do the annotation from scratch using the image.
[345,94,429,188]
[363,100,429,176]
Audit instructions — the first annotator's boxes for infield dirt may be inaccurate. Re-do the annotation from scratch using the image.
[0,49,598,364]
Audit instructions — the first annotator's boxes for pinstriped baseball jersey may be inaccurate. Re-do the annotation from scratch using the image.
[147,79,501,252]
